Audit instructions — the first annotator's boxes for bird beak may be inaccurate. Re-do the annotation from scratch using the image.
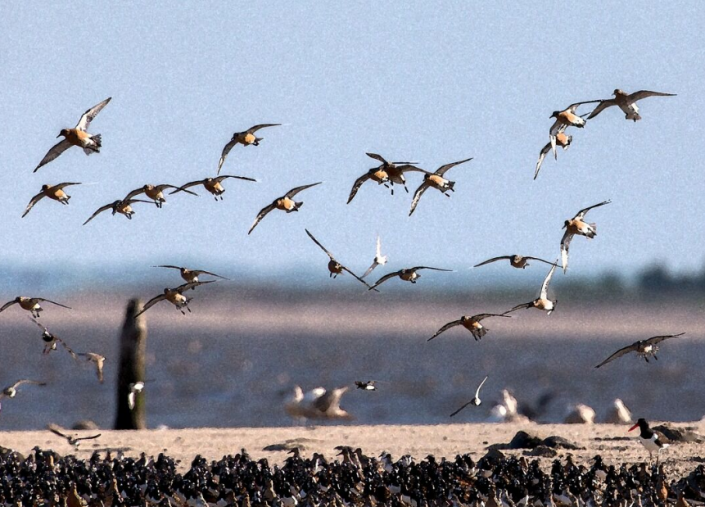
[628,423,639,432]
[56,133,62,138]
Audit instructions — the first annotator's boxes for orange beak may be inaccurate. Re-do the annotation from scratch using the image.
[628,423,639,432]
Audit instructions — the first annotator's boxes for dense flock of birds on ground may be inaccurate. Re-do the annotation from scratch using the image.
[1,444,705,507]
[1,87,695,491]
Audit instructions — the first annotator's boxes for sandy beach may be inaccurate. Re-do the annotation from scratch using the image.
[2,422,703,475]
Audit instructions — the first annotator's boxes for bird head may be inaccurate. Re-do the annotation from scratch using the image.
[57,129,69,138]
[629,418,648,432]
[550,111,560,118]
[563,220,569,229]
[41,184,50,191]
[613,89,624,96]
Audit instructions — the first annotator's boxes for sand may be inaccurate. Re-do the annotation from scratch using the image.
[2,422,703,476]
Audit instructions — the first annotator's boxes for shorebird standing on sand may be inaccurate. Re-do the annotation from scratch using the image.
[629,418,670,462]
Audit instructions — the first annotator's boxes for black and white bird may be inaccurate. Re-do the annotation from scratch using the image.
[30,317,77,357]
[128,381,145,410]
[450,376,488,417]
[354,381,376,391]
[629,418,670,462]
[595,333,685,368]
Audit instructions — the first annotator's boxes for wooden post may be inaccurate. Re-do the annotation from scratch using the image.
[114,299,147,429]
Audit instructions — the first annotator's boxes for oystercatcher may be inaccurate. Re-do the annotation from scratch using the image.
[629,418,670,462]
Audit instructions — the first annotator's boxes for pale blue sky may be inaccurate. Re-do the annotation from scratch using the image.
[1,2,702,285]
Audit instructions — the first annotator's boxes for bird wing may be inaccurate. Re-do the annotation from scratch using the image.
[176,280,215,293]
[36,299,71,309]
[644,332,685,345]
[29,316,48,332]
[134,294,168,318]
[560,231,574,274]
[376,235,382,258]
[473,256,511,268]
[534,142,551,180]
[217,139,238,175]
[365,152,388,164]
[471,313,512,322]
[74,433,102,442]
[412,266,454,272]
[83,202,117,226]
[628,90,676,102]
[475,375,488,398]
[506,302,532,313]
[587,99,617,119]
[427,320,463,342]
[122,187,146,201]
[565,100,602,113]
[396,164,426,173]
[368,271,401,291]
[22,191,47,218]
[192,269,229,280]
[34,139,73,173]
[53,182,81,190]
[435,157,473,176]
[408,183,430,216]
[574,200,611,220]
[285,182,322,199]
[49,427,69,440]
[347,172,373,204]
[523,257,557,266]
[58,338,77,360]
[305,229,335,260]
[540,262,558,299]
[248,203,276,235]
[0,300,18,313]
[154,265,182,271]
[169,185,199,196]
[248,123,282,133]
[75,97,111,131]
[340,264,378,291]
[10,379,47,390]
[216,175,258,183]
[449,401,474,418]
[594,343,639,368]
[170,179,206,194]
[362,260,379,279]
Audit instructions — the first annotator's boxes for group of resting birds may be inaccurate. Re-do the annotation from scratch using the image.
[0,443,702,507]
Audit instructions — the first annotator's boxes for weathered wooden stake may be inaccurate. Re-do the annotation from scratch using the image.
[114,298,147,429]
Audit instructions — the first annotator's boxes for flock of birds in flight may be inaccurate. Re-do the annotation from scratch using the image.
[1,86,688,460]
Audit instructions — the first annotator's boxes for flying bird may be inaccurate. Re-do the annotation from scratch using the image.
[285,385,352,420]
[595,333,685,368]
[22,182,81,217]
[48,425,102,449]
[362,235,388,278]
[561,200,611,273]
[0,297,71,318]
[305,229,374,290]
[629,418,670,462]
[368,266,453,291]
[588,89,676,122]
[0,380,46,400]
[82,199,154,225]
[347,167,392,204]
[128,381,145,410]
[248,182,321,234]
[428,313,511,342]
[135,280,215,318]
[534,132,572,180]
[506,261,559,315]
[548,100,600,157]
[34,97,112,173]
[123,184,198,208]
[29,317,77,357]
[355,381,377,391]
[450,376,488,417]
[218,123,281,174]
[409,157,472,216]
[170,175,257,201]
[474,255,556,270]
[365,152,426,194]
[153,265,229,285]
[77,353,106,383]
